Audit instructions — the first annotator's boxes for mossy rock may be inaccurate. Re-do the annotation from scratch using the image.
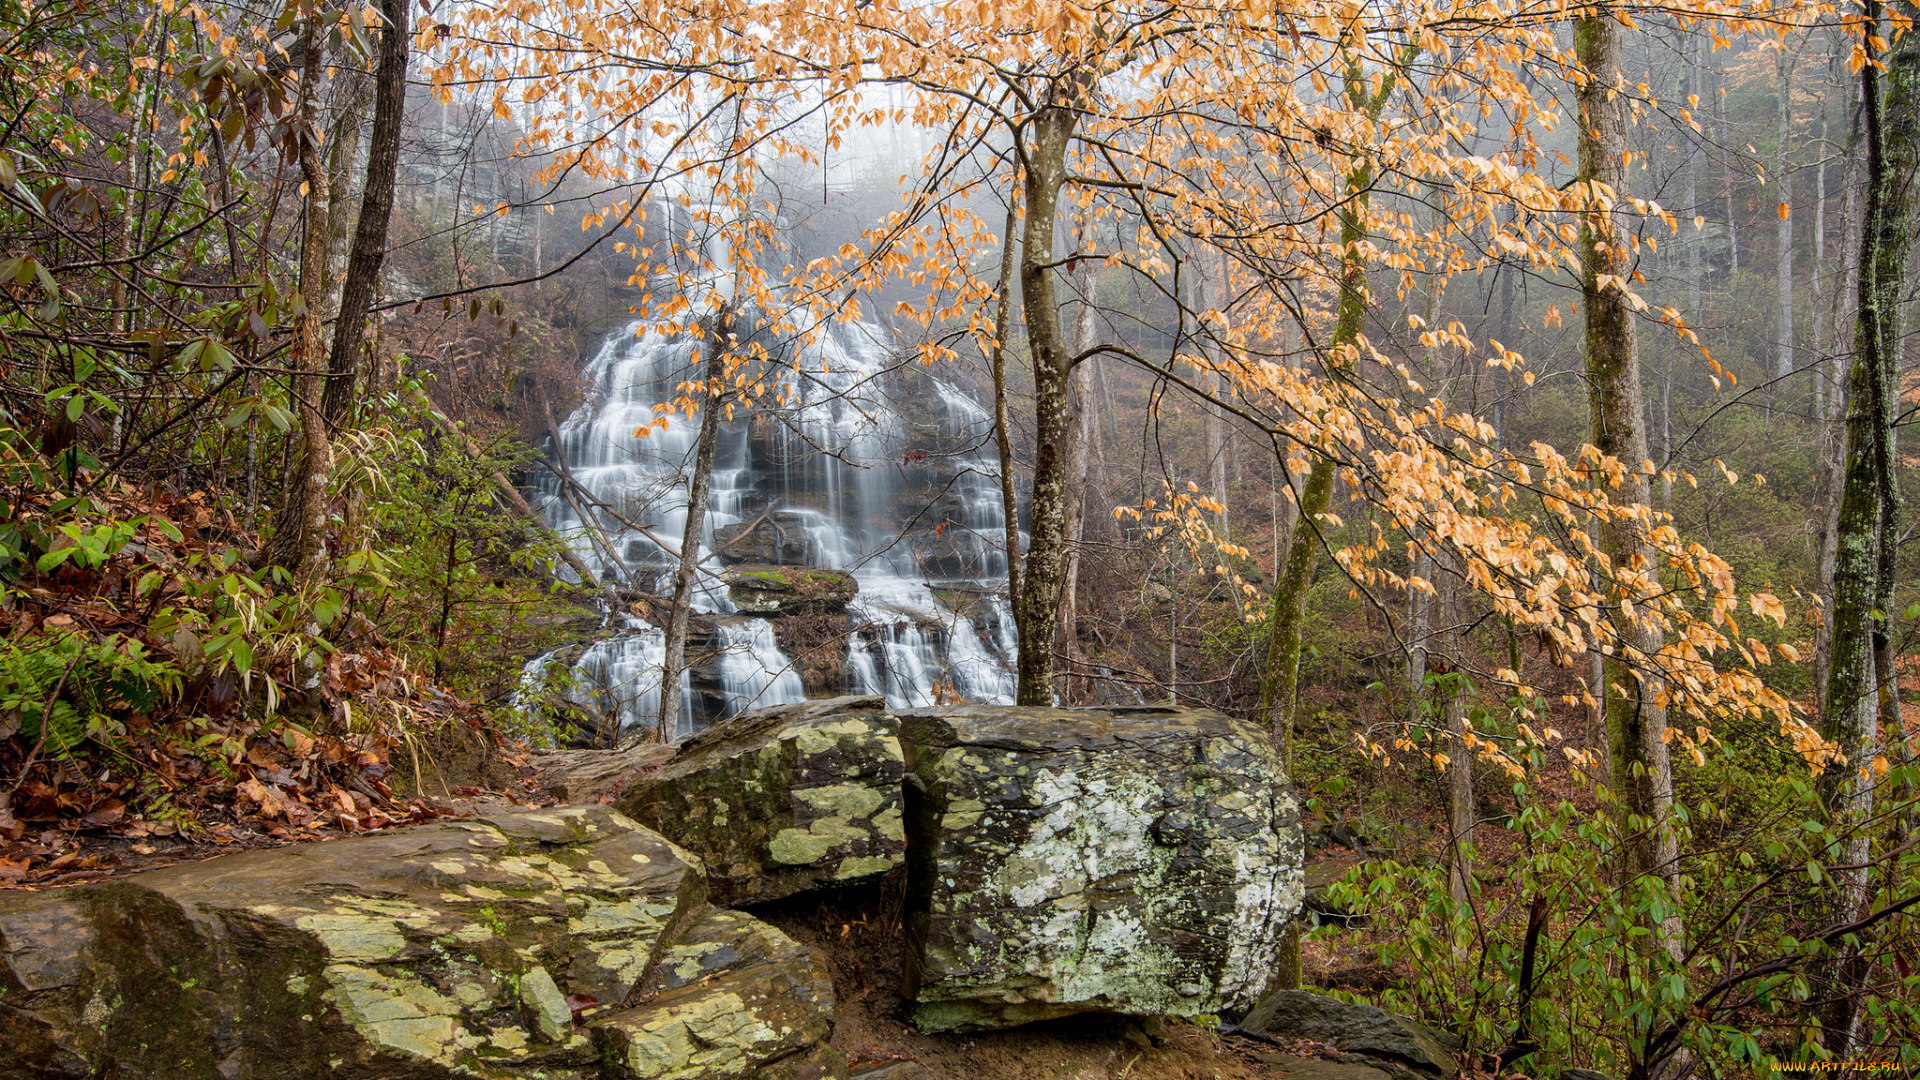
[898,704,1304,1033]
[612,697,1304,1035]
[0,806,839,1079]
[723,567,858,616]
[617,697,904,907]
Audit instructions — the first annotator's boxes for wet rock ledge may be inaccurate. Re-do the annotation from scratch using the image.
[0,699,1304,1078]
[0,805,838,1079]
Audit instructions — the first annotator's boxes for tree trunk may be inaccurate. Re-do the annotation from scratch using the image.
[1441,557,1473,907]
[323,69,372,318]
[112,17,167,337]
[1257,46,1410,992]
[1719,43,1738,289]
[1058,213,1099,699]
[262,27,335,585]
[1408,544,1431,721]
[1774,45,1796,408]
[1814,135,1862,704]
[1812,106,1830,420]
[1575,10,1683,966]
[991,204,1024,622]
[1013,90,1083,707]
[658,313,732,739]
[323,0,409,430]
[1200,255,1230,534]
[1818,12,1917,1054]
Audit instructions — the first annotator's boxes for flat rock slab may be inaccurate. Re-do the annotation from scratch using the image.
[619,697,906,907]
[0,806,838,1080]
[1242,991,1457,1076]
[535,744,679,805]
[899,705,1303,1033]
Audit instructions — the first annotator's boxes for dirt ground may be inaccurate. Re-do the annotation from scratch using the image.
[751,877,1340,1080]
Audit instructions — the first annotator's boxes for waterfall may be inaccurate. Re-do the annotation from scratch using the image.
[520,302,1019,741]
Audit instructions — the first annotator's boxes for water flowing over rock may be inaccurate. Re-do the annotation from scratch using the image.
[0,806,839,1079]
[524,312,1019,740]
[611,698,1304,1034]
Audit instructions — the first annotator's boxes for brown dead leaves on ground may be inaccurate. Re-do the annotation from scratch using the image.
[0,482,542,889]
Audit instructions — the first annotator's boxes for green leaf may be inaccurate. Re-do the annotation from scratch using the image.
[35,547,76,573]
[312,589,344,627]
[65,394,83,421]
[199,340,234,372]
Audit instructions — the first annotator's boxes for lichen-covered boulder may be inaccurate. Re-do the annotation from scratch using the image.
[617,697,904,907]
[898,705,1303,1033]
[723,567,859,615]
[0,806,839,1079]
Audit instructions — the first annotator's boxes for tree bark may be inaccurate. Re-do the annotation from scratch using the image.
[323,0,409,430]
[1058,213,1100,699]
[1575,10,1682,964]
[658,313,732,739]
[1814,134,1862,704]
[262,26,336,586]
[1203,260,1231,535]
[1818,10,1917,1054]
[1013,83,1085,707]
[1774,46,1796,407]
[1408,544,1431,721]
[1440,557,1473,907]
[991,204,1024,623]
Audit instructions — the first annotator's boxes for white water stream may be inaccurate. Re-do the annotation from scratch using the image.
[520,304,1018,739]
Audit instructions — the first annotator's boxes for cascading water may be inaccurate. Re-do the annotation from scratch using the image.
[521,300,1019,741]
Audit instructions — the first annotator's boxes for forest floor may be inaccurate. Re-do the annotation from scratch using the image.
[0,704,551,889]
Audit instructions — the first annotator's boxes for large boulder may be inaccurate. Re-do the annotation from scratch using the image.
[618,697,906,907]
[723,567,859,616]
[576,700,1306,1036]
[0,806,840,1080]
[714,515,812,566]
[898,705,1303,1032]
[1241,990,1460,1076]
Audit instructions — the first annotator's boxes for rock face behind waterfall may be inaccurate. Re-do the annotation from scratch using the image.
[618,698,1304,1034]
[0,806,840,1080]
